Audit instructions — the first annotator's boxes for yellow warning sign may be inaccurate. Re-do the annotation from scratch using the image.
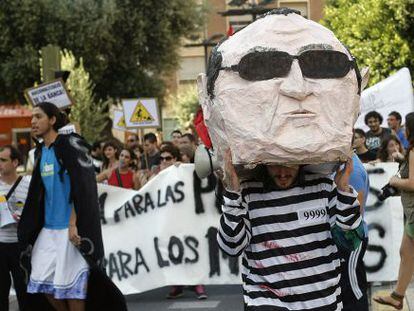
[130,101,155,123]
[117,116,126,128]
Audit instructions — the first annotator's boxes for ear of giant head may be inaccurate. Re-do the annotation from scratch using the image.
[194,144,219,179]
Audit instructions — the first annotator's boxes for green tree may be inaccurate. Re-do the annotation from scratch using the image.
[322,0,414,85]
[172,84,199,129]
[61,50,110,143]
[0,0,204,103]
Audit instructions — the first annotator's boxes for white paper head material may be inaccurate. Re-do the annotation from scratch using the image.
[198,9,361,168]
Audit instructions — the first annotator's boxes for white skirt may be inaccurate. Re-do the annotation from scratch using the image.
[27,228,89,299]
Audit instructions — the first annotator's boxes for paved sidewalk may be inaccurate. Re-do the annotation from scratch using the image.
[371,281,414,311]
[8,281,414,310]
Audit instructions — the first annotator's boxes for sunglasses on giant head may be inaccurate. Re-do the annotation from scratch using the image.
[219,49,359,82]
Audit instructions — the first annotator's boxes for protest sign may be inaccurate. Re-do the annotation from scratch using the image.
[355,68,414,131]
[25,79,73,109]
[363,162,403,282]
[113,109,126,131]
[97,163,403,294]
[122,98,160,128]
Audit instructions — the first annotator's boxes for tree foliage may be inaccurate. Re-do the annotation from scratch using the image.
[61,50,110,144]
[172,84,199,129]
[0,0,204,103]
[322,0,414,85]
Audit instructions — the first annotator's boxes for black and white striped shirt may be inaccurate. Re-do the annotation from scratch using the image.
[0,176,31,243]
[217,174,361,311]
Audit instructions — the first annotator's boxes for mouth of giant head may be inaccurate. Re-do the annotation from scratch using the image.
[287,110,316,118]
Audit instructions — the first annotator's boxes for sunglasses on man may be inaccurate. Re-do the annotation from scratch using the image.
[161,156,173,162]
[219,49,358,81]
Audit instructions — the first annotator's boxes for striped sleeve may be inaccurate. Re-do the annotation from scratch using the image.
[328,184,362,231]
[217,189,251,257]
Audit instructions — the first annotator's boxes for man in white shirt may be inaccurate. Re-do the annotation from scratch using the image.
[0,145,31,311]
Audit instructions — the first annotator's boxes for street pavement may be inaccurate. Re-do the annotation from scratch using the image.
[9,283,414,310]
[126,285,244,311]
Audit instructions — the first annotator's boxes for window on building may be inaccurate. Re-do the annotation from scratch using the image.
[229,14,252,32]
[278,1,308,19]
[178,56,205,82]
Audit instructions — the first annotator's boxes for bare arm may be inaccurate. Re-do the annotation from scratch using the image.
[96,169,111,182]
[390,151,414,191]
[68,207,81,246]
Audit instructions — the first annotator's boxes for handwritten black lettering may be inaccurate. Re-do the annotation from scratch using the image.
[154,237,170,268]
[168,236,184,265]
[184,236,199,264]
[134,248,150,273]
[117,250,133,279]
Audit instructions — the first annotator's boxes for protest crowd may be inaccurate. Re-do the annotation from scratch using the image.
[1,7,414,311]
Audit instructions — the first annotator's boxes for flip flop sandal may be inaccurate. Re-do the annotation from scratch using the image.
[373,291,404,310]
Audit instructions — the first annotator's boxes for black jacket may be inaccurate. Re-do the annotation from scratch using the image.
[19,133,104,263]
[18,133,127,311]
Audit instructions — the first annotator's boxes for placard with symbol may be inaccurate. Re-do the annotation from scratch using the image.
[122,98,160,128]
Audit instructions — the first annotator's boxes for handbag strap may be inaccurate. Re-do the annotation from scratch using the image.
[5,176,23,200]
[115,169,123,188]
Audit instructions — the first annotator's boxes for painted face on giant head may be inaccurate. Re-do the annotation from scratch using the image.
[198,9,361,167]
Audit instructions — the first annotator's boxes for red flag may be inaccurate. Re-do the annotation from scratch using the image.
[227,25,234,37]
[193,107,212,149]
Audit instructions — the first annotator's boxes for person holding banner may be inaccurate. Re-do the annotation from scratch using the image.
[107,148,140,190]
[374,112,414,309]
[18,102,126,311]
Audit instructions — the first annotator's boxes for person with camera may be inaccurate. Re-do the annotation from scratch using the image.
[374,112,414,309]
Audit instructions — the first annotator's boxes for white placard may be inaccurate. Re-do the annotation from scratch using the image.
[363,162,403,282]
[112,109,126,131]
[98,163,404,295]
[25,79,73,109]
[122,98,160,128]
[355,68,414,131]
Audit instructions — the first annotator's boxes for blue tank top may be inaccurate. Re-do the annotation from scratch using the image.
[40,146,73,229]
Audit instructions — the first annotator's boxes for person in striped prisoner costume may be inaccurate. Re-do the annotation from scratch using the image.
[218,151,361,310]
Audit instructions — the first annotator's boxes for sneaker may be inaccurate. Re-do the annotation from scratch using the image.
[194,285,208,300]
[167,286,184,299]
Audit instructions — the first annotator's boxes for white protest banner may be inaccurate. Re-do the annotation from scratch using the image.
[122,98,160,128]
[112,109,126,131]
[98,163,404,294]
[355,68,414,131]
[25,79,73,109]
[364,162,404,282]
[99,164,240,295]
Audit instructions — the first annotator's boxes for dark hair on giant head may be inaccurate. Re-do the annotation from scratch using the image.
[205,8,362,99]
[364,111,383,125]
[0,145,23,166]
[35,102,69,132]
